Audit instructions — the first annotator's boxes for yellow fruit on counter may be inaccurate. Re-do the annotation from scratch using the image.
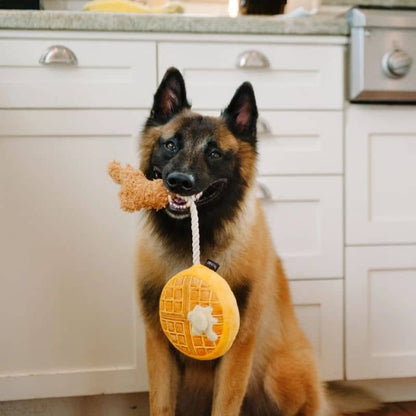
[83,0,184,14]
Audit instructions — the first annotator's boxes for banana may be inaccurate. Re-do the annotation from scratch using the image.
[83,0,184,13]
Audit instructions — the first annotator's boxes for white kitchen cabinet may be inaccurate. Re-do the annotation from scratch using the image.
[290,279,343,381]
[346,246,416,380]
[158,42,344,110]
[259,176,343,279]
[257,111,343,175]
[346,105,416,245]
[0,38,156,108]
[345,105,416,391]
[198,110,343,175]
[0,31,348,402]
[0,110,149,400]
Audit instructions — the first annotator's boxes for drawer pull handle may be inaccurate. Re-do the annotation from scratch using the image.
[236,50,270,69]
[39,45,78,66]
[257,182,272,201]
[257,118,271,135]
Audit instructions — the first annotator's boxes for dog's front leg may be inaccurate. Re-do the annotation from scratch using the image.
[211,335,256,416]
[145,327,179,416]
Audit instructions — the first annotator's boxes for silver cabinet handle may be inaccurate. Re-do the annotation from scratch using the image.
[257,182,272,200]
[39,45,78,66]
[257,118,271,135]
[236,50,270,69]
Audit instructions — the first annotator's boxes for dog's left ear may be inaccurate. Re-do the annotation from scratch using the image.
[148,67,191,126]
[222,82,258,146]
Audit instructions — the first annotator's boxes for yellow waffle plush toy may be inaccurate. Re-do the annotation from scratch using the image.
[108,161,240,360]
[160,264,240,360]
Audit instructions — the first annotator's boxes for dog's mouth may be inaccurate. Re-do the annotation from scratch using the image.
[165,179,228,220]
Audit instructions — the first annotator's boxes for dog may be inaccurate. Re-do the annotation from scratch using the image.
[135,67,379,416]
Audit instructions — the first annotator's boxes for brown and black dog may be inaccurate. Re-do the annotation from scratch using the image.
[136,67,378,416]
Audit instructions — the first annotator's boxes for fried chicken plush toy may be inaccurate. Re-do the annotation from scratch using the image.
[108,160,170,212]
[108,161,240,360]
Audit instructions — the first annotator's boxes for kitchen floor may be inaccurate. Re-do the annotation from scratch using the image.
[2,396,416,416]
[347,402,416,416]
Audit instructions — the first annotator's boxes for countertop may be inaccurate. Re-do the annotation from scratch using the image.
[322,0,416,7]
[0,9,350,35]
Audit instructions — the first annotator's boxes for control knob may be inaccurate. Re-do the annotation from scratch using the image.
[382,49,412,79]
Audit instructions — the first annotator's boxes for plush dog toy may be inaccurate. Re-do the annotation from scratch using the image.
[108,160,240,360]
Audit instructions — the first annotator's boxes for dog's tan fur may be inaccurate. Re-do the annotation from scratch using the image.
[137,204,328,415]
[135,70,379,416]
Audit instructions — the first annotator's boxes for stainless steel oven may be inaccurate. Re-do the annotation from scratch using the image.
[348,8,416,103]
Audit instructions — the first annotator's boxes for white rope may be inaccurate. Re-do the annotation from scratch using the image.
[185,196,200,265]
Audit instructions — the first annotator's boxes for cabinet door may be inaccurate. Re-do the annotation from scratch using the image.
[0,39,156,108]
[259,176,343,279]
[0,110,148,400]
[346,106,416,245]
[290,280,343,381]
[346,246,416,380]
[158,42,344,110]
[198,110,343,175]
[257,111,343,175]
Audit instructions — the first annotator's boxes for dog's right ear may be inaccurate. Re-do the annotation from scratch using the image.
[147,67,190,126]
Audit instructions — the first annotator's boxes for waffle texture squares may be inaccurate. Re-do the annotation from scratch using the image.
[159,264,240,360]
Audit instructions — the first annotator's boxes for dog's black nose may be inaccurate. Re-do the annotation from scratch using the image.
[166,172,196,194]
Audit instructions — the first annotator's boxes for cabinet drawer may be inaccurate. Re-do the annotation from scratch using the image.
[0,110,148,400]
[0,39,156,108]
[258,111,343,175]
[158,42,344,110]
[259,176,343,279]
[346,246,416,380]
[346,106,416,245]
[290,279,343,381]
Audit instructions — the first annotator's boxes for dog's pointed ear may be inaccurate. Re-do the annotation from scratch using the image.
[148,67,190,126]
[222,82,258,146]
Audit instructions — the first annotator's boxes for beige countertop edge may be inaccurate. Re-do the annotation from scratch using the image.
[322,0,416,7]
[0,10,350,35]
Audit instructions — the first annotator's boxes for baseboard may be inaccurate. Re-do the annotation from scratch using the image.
[338,378,416,402]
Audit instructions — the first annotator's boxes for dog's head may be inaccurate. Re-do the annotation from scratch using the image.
[140,67,258,241]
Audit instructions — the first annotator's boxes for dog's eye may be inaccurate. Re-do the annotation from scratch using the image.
[209,150,222,160]
[164,140,177,152]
